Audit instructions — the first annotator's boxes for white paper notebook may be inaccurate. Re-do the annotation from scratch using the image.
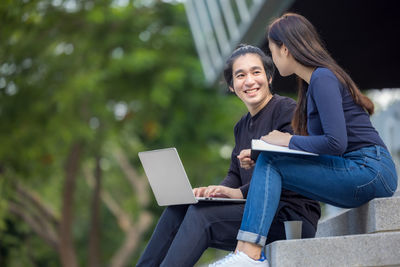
[251,139,318,156]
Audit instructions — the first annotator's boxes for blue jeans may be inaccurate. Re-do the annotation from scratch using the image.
[237,145,398,246]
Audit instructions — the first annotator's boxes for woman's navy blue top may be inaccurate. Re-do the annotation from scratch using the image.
[289,67,386,155]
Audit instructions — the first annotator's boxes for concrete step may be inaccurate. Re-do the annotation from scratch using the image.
[316,196,400,237]
[266,231,400,267]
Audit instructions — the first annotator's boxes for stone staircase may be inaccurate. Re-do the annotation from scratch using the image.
[265,194,400,266]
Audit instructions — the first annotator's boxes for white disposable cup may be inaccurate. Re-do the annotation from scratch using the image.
[284,220,302,240]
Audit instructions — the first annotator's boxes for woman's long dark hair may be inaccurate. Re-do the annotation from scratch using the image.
[268,13,374,135]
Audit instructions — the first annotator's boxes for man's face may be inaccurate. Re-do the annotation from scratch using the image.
[231,53,272,115]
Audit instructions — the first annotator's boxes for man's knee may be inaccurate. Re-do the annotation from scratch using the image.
[185,205,209,225]
[158,205,189,228]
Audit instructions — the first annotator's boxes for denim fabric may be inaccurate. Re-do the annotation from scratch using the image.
[136,203,246,267]
[237,145,398,246]
[136,202,317,266]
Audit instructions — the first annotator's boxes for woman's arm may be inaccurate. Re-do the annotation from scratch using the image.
[289,70,348,155]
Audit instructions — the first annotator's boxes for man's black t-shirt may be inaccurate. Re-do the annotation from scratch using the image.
[220,94,321,227]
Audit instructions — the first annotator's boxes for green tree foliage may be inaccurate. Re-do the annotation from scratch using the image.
[0,0,246,266]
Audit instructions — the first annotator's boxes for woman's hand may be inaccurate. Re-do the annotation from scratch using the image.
[193,185,243,199]
[237,149,255,170]
[261,130,292,147]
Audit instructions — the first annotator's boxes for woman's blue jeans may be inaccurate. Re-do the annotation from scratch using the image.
[237,145,398,246]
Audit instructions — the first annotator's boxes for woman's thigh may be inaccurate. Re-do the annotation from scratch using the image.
[259,146,396,208]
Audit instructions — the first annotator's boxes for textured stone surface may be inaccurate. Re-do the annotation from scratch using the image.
[266,232,400,267]
[316,196,400,237]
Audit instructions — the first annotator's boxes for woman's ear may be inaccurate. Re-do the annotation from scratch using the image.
[280,44,289,57]
[229,86,235,93]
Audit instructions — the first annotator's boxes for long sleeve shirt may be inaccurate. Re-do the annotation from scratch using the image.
[289,68,386,155]
[220,94,321,227]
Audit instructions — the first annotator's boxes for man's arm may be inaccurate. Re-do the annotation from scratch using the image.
[219,123,248,198]
[220,150,242,188]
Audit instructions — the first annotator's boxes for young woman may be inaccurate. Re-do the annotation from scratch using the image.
[210,13,398,267]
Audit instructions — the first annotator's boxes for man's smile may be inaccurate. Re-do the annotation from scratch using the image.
[244,88,259,94]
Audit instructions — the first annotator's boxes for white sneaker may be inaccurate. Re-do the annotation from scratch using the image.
[209,251,269,267]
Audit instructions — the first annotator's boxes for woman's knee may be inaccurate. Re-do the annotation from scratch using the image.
[258,152,272,164]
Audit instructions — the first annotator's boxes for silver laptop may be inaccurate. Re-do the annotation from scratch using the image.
[138,148,246,206]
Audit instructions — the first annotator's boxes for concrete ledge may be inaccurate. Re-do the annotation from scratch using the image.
[316,196,400,237]
[266,231,400,267]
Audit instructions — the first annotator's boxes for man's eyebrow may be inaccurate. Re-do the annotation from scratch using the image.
[234,66,263,76]
[250,66,263,71]
[233,69,244,76]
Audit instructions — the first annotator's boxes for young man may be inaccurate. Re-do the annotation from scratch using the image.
[136,45,320,267]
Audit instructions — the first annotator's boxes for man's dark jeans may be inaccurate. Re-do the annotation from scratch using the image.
[136,202,316,267]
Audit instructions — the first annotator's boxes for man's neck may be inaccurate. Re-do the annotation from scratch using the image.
[249,94,273,116]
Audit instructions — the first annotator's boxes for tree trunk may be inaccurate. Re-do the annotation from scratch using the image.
[88,156,101,267]
[59,142,82,267]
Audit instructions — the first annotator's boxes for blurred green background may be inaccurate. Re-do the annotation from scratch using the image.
[0,0,259,266]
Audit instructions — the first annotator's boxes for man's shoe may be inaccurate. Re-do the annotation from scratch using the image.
[209,251,269,267]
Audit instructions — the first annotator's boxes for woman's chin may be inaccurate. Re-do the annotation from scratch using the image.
[278,71,291,77]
